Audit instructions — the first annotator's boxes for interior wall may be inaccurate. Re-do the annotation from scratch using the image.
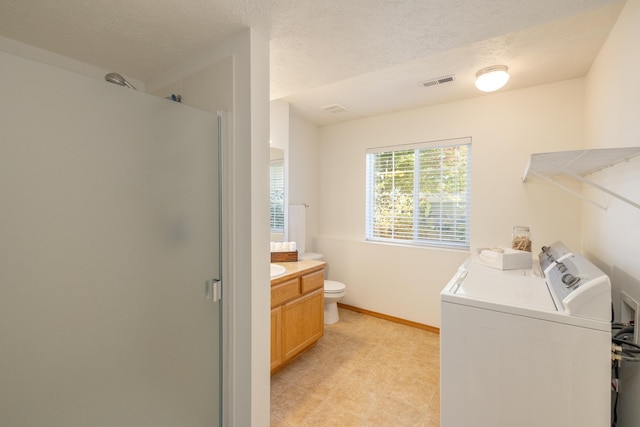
[269,103,321,253]
[246,30,271,427]
[149,58,233,113]
[583,1,640,426]
[270,100,290,241]
[270,100,290,151]
[138,29,273,426]
[317,80,585,327]
[0,35,145,91]
[288,110,321,253]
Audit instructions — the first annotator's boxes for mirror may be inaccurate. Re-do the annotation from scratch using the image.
[270,148,285,241]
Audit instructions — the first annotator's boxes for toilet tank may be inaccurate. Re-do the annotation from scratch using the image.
[299,252,323,261]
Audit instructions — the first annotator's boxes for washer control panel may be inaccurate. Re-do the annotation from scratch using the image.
[539,241,572,273]
[539,242,611,321]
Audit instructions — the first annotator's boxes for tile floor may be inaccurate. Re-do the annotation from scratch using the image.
[270,307,440,426]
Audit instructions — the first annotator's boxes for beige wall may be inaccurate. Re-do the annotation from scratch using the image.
[0,34,145,90]
[316,79,586,327]
[148,58,233,114]
[271,103,322,253]
[288,111,321,252]
[269,100,290,241]
[584,1,640,425]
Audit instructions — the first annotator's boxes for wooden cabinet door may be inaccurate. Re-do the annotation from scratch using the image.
[282,288,324,361]
[271,306,282,372]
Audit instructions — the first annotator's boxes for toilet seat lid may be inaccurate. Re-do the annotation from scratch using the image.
[324,280,346,293]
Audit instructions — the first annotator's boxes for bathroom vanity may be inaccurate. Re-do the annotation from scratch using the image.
[270,260,326,374]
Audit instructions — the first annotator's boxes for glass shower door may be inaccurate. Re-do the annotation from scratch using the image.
[0,52,221,427]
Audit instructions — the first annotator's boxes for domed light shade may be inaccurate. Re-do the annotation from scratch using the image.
[475,65,510,92]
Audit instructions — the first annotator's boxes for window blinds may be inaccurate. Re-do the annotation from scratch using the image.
[270,160,285,234]
[365,137,471,249]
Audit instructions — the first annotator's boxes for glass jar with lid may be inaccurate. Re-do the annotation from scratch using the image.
[512,226,532,252]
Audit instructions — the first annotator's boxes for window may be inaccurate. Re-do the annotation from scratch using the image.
[270,159,285,239]
[365,137,471,249]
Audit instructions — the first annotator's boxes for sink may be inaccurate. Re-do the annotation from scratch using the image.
[270,263,286,278]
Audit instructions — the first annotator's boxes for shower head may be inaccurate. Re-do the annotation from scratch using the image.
[104,72,137,90]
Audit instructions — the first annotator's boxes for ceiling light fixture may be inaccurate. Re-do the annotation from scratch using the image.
[475,65,510,92]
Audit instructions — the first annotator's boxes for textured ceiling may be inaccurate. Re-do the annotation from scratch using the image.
[0,0,626,125]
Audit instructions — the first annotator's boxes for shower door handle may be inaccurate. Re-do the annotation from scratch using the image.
[205,279,222,302]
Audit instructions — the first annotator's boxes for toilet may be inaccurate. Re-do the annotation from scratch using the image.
[323,279,347,324]
[299,252,347,324]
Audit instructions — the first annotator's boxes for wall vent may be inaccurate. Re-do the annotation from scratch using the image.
[421,75,455,87]
[320,103,348,114]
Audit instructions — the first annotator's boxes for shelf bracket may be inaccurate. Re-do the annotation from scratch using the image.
[529,171,608,210]
[563,170,640,210]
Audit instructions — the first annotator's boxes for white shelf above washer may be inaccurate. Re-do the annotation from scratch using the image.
[522,147,640,210]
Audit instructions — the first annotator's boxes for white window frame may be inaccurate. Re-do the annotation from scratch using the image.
[365,137,471,250]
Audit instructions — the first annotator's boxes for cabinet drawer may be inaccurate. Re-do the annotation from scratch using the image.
[271,278,300,307]
[300,269,324,294]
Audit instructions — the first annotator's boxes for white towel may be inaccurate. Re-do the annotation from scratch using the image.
[288,205,306,254]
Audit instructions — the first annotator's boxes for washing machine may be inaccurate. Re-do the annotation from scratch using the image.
[440,242,611,427]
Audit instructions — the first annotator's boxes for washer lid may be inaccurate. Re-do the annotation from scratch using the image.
[451,261,555,312]
[324,280,346,293]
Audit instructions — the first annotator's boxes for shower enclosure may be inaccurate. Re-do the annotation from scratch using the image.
[0,53,222,426]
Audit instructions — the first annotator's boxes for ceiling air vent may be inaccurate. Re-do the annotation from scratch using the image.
[320,103,348,114]
[421,75,455,87]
